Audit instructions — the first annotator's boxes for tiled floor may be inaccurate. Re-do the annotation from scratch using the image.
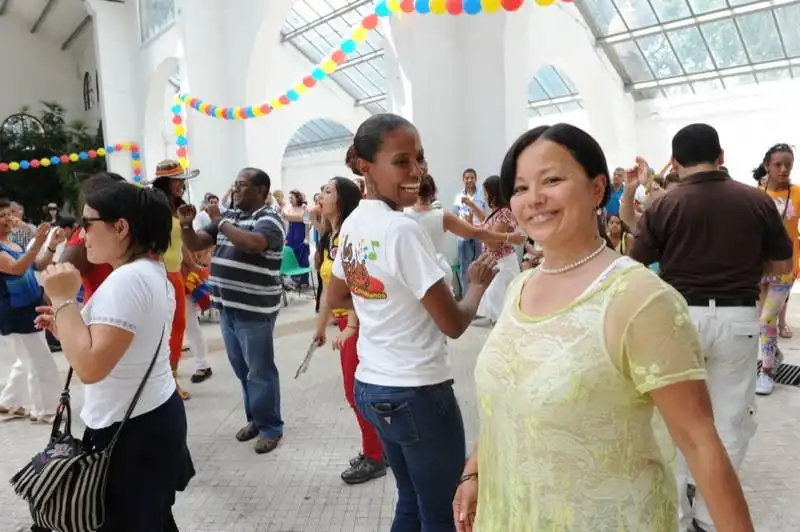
[1,293,800,531]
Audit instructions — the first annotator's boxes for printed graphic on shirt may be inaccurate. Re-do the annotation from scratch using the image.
[341,235,387,300]
[772,195,797,221]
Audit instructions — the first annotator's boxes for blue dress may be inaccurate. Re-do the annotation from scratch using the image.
[286,221,310,285]
[0,244,44,335]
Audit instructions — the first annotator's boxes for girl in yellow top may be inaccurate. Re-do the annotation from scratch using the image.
[313,177,386,485]
[151,160,200,400]
[754,143,797,395]
[453,124,753,531]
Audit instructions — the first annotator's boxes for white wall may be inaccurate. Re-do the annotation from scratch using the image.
[0,17,93,124]
[282,149,355,199]
[528,108,591,135]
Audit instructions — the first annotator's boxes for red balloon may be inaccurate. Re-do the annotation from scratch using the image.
[114,144,123,152]
[259,104,271,115]
[446,0,463,15]
[88,150,97,159]
[176,148,187,157]
[302,76,316,88]
[30,159,40,168]
[0,163,8,172]
[362,14,379,29]
[501,0,524,10]
[130,144,139,153]
[133,167,142,175]
[188,98,198,108]
[172,115,183,125]
[400,0,414,13]
[60,155,69,164]
[332,50,346,64]
[279,95,290,106]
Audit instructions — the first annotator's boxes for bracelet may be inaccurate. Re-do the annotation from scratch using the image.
[53,299,75,320]
[459,472,478,485]
[47,246,57,254]
[218,219,230,230]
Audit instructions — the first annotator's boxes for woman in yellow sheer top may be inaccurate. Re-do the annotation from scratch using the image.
[452,125,754,532]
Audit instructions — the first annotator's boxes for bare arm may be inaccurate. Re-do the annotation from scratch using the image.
[181,226,215,252]
[653,380,754,532]
[419,279,486,339]
[181,247,202,273]
[619,185,640,234]
[443,212,524,245]
[50,301,135,384]
[34,247,58,271]
[0,243,44,276]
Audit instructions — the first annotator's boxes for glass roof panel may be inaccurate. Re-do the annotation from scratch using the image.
[527,66,581,103]
[285,118,354,157]
[282,0,386,105]
[578,0,800,100]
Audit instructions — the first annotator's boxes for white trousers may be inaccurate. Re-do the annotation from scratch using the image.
[477,253,520,322]
[0,332,61,417]
[184,295,210,372]
[677,305,759,532]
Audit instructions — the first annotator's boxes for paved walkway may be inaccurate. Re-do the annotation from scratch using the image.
[1,294,800,531]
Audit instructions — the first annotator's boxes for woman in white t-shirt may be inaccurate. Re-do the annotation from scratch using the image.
[327,113,497,529]
[34,182,194,531]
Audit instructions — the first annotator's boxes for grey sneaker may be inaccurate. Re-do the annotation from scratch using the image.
[755,371,775,396]
[254,434,282,454]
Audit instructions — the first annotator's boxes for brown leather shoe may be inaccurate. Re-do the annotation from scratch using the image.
[254,434,282,454]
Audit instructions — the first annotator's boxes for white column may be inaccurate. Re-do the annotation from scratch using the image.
[176,0,245,198]
[86,0,141,177]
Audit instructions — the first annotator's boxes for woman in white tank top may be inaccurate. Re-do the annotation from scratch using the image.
[404,175,524,290]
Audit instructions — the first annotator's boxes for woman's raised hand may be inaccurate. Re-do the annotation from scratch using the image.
[467,254,498,288]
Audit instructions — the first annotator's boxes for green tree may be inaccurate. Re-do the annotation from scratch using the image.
[0,101,105,222]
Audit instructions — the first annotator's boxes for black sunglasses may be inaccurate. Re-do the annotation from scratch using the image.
[80,216,105,229]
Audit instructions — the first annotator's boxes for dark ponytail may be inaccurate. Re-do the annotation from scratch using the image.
[754,143,794,183]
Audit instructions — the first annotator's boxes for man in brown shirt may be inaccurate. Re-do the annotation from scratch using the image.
[629,123,792,532]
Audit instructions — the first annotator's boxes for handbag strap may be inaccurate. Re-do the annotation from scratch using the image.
[105,324,167,453]
[49,368,75,442]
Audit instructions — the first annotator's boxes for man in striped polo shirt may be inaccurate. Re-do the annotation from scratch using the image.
[180,167,286,454]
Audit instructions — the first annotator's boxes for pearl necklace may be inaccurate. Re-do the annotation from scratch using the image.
[538,240,607,275]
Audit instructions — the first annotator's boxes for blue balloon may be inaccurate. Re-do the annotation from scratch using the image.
[176,136,187,146]
[375,1,390,17]
[79,152,89,160]
[171,104,182,114]
[225,109,235,120]
[208,106,217,116]
[178,93,188,101]
[245,107,256,118]
[311,68,326,81]
[341,39,357,54]
[50,156,60,165]
[106,145,115,153]
[131,152,141,160]
[415,0,431,14]
[20,161,30,169]
[133,174,142,182]
[464,0,481,14]
[287,89,299,101]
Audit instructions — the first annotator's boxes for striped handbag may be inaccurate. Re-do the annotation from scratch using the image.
[9,327,165,532]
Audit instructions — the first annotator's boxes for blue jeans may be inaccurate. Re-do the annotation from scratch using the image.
[355,379,466,532]
[457,238,480,294]
[219,308,283,438]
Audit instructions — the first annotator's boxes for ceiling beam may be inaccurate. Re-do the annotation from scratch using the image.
[31,0,57,34]
[61,15,91,50]
[0,0,10,17]
[282,0,373,42]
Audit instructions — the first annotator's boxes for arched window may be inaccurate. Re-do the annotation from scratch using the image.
[138,0,177,43]
[83,72,96,111]
[1,113,45,150]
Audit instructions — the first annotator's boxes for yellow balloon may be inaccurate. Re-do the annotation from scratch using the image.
[271,99,283,110]
[132,160,142,169]
[174,125,186,136]
[41,158,51,167]
[69,153,79,162]
[179,159,189,169]
[199,103,211,114]
[97,148,106,157]
[535,0,556,4]
[214,108,225,118]
[9,162,19,171]
[352,26,368,42]
[387,0,402,13]
[482,0,502,12]
[252,106,264,117]
[431,0,446,14]
[321,59,338,74]
[122,142,132,151]
[295,83,308,94]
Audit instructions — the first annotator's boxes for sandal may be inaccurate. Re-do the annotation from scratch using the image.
[779,324,793,339]
[0,406,28,420]
[30,414,56,425]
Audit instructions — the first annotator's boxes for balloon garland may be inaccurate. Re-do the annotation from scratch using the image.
[175,0,571,121]
[170,101,190,170]
[0,143,143,182]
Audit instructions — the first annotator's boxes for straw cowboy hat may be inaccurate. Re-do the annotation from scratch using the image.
[148,159,200,184]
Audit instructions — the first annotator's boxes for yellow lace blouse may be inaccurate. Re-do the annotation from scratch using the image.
[474,260,706,531]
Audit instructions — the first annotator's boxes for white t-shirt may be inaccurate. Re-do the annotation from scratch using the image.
[333,200,449,386]
[80,259,176,429]
[403,208,452,288]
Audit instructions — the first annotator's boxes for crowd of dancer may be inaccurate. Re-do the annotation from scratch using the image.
[1,110,796,531]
